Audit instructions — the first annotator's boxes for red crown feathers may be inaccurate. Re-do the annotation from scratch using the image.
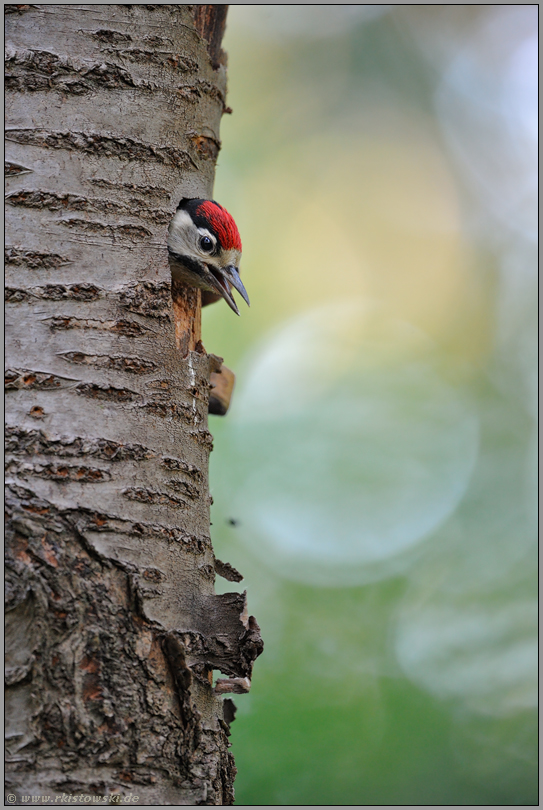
[196,201,242,252]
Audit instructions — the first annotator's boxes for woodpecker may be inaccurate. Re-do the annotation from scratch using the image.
[167,198,249,315]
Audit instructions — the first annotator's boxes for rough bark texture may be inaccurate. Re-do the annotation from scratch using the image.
[5,5,261,806]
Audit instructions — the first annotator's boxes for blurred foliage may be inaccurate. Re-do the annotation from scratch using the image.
[203,6,537,806]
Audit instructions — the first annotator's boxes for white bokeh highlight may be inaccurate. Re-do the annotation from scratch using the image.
[223,300,479,586]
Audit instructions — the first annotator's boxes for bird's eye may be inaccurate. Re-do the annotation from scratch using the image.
[199,236,214,252]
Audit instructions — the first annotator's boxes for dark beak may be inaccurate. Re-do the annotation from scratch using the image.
[224,266,250,307]
[208,265,250,316]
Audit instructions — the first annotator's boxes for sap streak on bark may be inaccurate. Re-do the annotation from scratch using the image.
[5,5,261,806]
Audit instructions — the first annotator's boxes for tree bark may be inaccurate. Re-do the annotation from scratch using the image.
[5,5,262,806]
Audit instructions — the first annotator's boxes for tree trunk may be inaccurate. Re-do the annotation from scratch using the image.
[5,5,262,806]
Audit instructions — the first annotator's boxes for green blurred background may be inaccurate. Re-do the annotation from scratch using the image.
[204,6,538,806]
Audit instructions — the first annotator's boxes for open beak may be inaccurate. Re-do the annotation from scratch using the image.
[208,265,250,316]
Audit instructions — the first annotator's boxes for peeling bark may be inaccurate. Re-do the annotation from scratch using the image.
[5,5,262,806]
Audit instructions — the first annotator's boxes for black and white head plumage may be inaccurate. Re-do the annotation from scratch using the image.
[168,198,248,315]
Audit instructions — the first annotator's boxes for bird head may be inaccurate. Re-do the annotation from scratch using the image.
[167,198,249,315]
